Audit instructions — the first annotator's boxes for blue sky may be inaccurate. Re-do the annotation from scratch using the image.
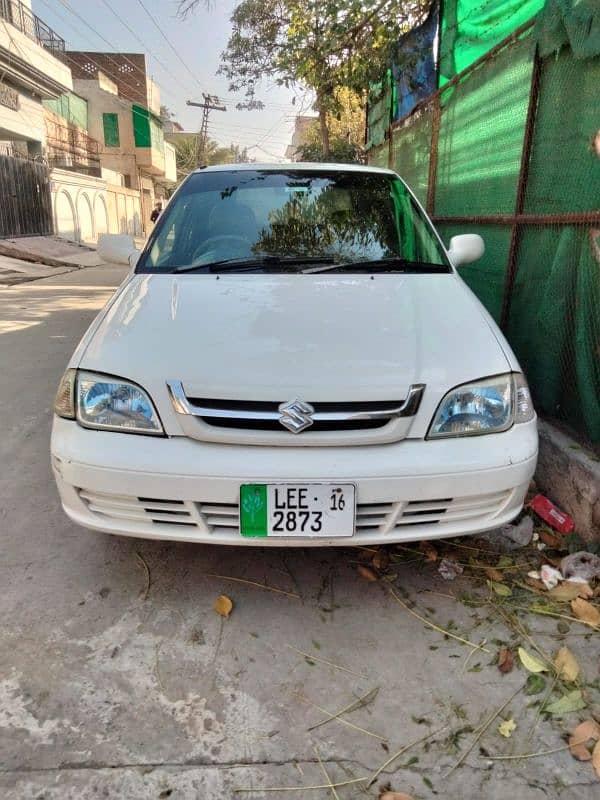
[33,0,312,159]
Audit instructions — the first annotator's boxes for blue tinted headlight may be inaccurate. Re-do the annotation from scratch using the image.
[428,374,514,438]
[77,372,163,434]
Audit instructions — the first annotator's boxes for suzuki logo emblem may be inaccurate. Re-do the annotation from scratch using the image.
[278,399,315,433]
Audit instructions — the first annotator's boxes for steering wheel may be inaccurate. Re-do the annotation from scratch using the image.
[192,235,251,262]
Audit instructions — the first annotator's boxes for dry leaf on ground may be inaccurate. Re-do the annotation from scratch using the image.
[497,647,514,674]
[488,580,512,597]
[571,597,600,627]
[569,719,600,761]
[379,793,415,800]
[545,689,586,715]
[372,550,390,571]
[213,595,233,618]
[548,581,593,602]
[418,540,438,562]
[498,718,516,738]
[553,646,580,682]
[485,566,504,582]
[539,529,563,548]
[592,740,600,778]
[358,564,379,582]
[518,647,547,674]
[525,576,547,592]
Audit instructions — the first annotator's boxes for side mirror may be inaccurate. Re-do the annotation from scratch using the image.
[447,234,485,267]
[98,234,139,266]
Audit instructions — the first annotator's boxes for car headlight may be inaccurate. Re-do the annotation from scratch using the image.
[427,373,534,438]
[54,369,164,434]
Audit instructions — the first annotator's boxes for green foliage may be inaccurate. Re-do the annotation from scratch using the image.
[172,135,251,180]
[181,1,430,151]
[295,139,363,163]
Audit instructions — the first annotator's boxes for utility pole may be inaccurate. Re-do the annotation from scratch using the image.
[186,94,226,165]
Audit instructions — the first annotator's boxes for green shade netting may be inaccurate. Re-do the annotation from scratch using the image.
[439,0,545,84]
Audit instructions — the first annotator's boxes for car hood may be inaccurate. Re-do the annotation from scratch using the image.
[78,273,510,435]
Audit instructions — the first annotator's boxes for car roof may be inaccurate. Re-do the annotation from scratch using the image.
[192,162,396,176]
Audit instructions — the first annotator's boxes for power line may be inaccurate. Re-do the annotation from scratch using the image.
[135,0,205,93]
[99,0,206,100]
[40,0,155,102]
[55,0,156,95]
[48,0,300,115]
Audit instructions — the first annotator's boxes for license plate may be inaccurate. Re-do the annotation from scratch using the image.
[240,484,355,538]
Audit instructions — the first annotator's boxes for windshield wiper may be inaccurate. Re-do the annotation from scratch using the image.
[301,258,451,274]
[173,255,337,275]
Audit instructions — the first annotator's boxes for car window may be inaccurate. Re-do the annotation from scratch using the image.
[138,169,449,272]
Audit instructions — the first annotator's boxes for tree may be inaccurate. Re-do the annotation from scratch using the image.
[179,1,430,155]
[171,134,251,180]
[295,87,366,162]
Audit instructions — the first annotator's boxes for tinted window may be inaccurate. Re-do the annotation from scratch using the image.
[137,169,448,272]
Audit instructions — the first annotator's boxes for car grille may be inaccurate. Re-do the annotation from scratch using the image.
[187,398,400,433]
[78,488,511,536]
[166,380,425,445]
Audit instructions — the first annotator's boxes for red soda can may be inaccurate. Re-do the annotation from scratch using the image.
[528,494,575,534]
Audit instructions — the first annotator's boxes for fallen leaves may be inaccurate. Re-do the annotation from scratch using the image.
[372,550,390,571]
[593,741,600,779]
[548,581,593,602]
[488,580,512,597]
[518,647,547,674]
[357,564,379,582]
[497,647,514,674]
[524,674,546,695]
[213,595,233,618]
[379,793,415,800]
[545,689,586,715]
[553,646,580,682]
[539,529,563,548]
[569,720,600,761]
[484,566,504,582]
[418,540,438,562]
[571,597,600,627]
[498,718,516,738]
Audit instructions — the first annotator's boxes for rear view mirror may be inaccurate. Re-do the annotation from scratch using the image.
[98,234,139,266]
[448,234,485,267]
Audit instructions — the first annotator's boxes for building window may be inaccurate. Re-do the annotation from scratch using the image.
[123,174,132,188]
[103,113,120,147]
[132,104,151,147]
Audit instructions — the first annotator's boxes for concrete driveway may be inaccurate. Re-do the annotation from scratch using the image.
[1,265,598,799]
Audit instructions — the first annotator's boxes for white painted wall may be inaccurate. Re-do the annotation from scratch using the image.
[50,169,142,242]
[164,141,177,182]
[0,91,45,144]
[0,16,72,92]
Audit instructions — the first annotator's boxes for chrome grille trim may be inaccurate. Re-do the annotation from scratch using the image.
[166,380,425,425]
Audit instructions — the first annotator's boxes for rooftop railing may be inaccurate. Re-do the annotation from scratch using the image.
[0,0,65,56]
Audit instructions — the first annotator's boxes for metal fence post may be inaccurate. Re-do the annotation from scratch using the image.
[500,49,542,329]
[426,96,441,215]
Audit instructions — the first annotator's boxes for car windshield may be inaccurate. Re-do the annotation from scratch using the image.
[136,168,450,273]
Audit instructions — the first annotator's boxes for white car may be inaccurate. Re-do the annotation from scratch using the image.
[51,163,538,546]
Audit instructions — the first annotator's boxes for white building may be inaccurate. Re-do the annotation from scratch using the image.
[0,0,71,156]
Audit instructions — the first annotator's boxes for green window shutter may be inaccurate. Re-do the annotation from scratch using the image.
[71,94,88,130]
[132,104,151,147]
[103,113,120,147]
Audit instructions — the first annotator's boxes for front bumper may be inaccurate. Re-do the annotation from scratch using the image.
[51,417,538,546]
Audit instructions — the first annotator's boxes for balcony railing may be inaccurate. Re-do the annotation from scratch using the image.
[45,119,101,177]
[0,0,65,56]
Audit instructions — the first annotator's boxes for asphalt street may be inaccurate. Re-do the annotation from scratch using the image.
[1,265,598,799]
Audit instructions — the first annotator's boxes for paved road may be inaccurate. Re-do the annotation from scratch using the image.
[1,266,598,799]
